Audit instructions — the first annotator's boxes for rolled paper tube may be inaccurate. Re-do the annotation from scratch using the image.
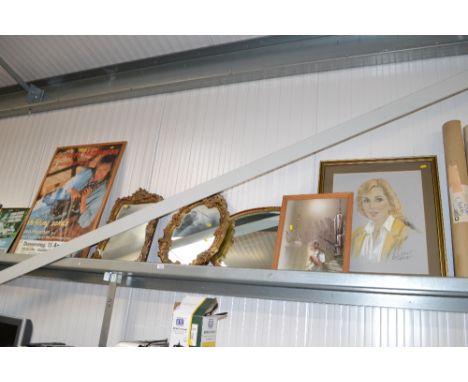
[464,125,468,167]
[443,120,468,277]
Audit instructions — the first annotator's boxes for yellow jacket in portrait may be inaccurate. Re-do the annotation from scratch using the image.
[351,217,409,259]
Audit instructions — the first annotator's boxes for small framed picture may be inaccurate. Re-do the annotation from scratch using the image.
[318,156,446,276]
[0,208,29,254]
[272,193,353,272]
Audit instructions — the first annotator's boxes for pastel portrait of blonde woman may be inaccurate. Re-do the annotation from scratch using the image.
[352,178,415,263]
[327,164,433,275]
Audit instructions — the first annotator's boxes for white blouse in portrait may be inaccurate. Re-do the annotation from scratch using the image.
[360,215,395,262]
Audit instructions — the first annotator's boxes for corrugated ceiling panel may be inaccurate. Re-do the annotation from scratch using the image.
[0,35,258,87]
[0,66,12,88]
[1,55,468,345]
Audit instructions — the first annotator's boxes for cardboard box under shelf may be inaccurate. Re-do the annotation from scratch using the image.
[169,295,227,347]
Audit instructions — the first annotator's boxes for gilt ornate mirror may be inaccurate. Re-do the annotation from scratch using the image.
[93,188,163,262]
[212,207,280,268]
[158,194,230,265]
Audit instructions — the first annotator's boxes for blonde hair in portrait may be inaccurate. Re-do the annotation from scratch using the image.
[356,178,405,221]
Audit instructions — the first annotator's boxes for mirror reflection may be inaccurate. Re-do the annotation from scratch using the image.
[214,207,280,269]
[168,205,221,264]
[93,188,163,262]
[99,203,158,261]
[158,194,230,265]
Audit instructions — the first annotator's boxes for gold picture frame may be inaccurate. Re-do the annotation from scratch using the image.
[212,206,281,268]
[158,194,230,265]
[93,188,163,262]
[318,156,447,276]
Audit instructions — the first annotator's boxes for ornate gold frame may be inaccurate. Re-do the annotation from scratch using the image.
[93,188,163,262]
[158,194,230,265]
[212,206,280,266]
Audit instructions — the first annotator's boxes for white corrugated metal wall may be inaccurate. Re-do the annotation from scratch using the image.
[1,55,468,346]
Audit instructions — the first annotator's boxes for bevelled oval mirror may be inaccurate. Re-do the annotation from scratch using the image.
[93,188,163,262]
[158,194,230,265]
[212,207,280,268]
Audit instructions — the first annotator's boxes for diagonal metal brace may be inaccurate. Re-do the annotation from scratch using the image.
[0,56,44,103]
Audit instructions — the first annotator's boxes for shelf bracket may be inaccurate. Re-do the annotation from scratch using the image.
[98,271,123,347]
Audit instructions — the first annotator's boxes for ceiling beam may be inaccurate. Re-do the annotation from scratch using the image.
[0,35,467,119]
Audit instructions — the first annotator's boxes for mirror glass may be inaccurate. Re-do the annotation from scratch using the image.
[93,188,163,262]
[216,208,280,268]
[100,203,158,261]
[168,205,221,264]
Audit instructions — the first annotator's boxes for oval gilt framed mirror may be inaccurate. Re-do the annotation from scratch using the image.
[158,194,230,265]
[93,188,163,262]
[212,207,280,268]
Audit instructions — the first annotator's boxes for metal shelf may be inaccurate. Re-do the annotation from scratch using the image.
[1,253,468,313]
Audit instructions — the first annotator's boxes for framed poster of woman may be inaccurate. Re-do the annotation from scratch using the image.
[318,156,447,276]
